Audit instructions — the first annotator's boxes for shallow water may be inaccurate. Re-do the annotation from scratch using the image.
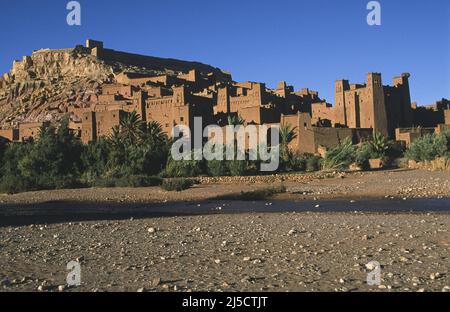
[0,197,449,227]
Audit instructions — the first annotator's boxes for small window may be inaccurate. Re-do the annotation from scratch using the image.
[180,117,184,122]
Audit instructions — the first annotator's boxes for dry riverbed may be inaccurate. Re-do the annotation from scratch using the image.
[0,169,449,292]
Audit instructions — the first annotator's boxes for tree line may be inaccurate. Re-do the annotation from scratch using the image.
[0,112,448,194]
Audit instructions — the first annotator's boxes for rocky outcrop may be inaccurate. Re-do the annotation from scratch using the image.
[0,46,115,127]
[0,42,230,127]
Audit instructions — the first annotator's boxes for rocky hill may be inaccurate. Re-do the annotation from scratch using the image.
[0,41,230,128]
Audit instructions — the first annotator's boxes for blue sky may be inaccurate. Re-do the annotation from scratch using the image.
[0,0,449,105]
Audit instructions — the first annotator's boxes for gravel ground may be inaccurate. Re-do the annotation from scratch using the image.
[0,169,449,292]
[0,169,448,205]
[0,213,449,292]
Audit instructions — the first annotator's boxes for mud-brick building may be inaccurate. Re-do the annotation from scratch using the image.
[0,122,50,142]
[19,122,50,142]
[395,128,436,147]
[411,98,450,128]
[281,112,372,154]
[276,82,322,116]
[81,110,129,143]
[215,82,273,124]
[214,81,323,126]
[0,129,19,142]
[145,85,214,135]
[384,73,414,134]
[311,73,413,138]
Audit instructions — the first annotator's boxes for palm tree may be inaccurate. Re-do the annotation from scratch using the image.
[227,114,245,126]
[107,125,123,148]
[279,123,297,161]
[119,111,145,145]
[145,120,167,145]
[107,125,126,170]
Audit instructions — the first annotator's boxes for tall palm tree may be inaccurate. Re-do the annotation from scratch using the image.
[107,125,123,148]
[279,123,297,161]
[146,120,167,145]
[119,111,145,145]
[227,114,245,126]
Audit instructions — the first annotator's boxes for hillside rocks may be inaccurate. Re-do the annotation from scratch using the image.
[0,47,113,127]
[0,42,229,128]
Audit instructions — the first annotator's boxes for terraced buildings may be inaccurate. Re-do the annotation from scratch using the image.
[0,40,449,152]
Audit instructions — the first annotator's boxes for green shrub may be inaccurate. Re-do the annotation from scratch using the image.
[0,175,31,194]
[164,150,205,178]
[240,184,287,201]
[322,138,356,170]
[81,139,110,180]
[405,132,449,162]
[206,160,229,177]
[355,143,372,168]
[367,132,392,159]
[93,177,118,188]
[117,175,162,187]
[227,160,248,176]
[93,175,162,188]
[305,154,322,172]
[161,178,195,192]
[285,152,306,172]
[284,153,321,173]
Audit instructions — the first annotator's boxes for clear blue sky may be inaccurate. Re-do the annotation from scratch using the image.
[1,0,449,105]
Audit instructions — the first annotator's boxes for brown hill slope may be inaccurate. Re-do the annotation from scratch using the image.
[0,40,230,128]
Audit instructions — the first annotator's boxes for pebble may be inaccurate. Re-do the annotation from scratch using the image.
[151,277,161,287]
[429,273,441,280]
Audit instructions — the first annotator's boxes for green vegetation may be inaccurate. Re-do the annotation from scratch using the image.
[322,138,356,170]
[2,111,448,195]
[355,132,397,168]
[240,184,287,201]
[405,131,450,162]
[161,178,195,192]
[164,152,205,178]
[0,114,170,194]
[0,117,85,194]
[279,123,297,163]
[322,133,402,170]
[93,175,162,188]
[284,152,321,172]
